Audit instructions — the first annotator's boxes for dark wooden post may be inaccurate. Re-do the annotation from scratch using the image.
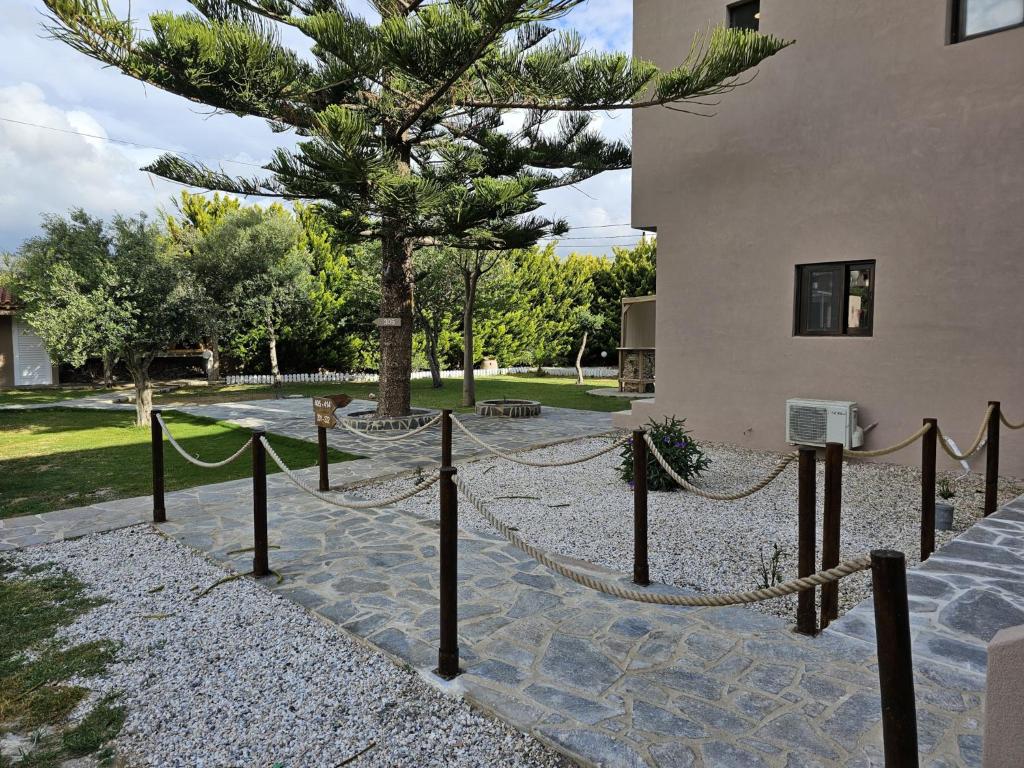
[437,409,460,679]
[871,549,919,768]
[150,408,166,523]
[317,425,330,492]
[820,442,843,630]
[796,447,817,635]
[252,430,269,578]
[921,418,937,561]
[632,430,650,586]
[985,401,1000,517]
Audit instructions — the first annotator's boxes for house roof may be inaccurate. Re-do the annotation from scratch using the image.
[0,287,17,313]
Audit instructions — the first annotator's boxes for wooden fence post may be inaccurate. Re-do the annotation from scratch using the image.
[796,447,817,635]
[317,425,330,492]
[921,419,937,561]
[437,409,460,679]
[820,442,843,630]
[632,430,650,586]
[871,549,919,768]
[985,402,1000,517]
[150,409,166,523]
[252,430,269,578]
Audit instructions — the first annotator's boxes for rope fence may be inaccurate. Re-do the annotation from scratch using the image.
[455,475,871,607]
[155,413,253,469]
[643,433,798,500]
[451,414,630,467]
[843,422,933,459]
[1001,411,1024,430]
[260,435,440,510]
[937,404,995,461]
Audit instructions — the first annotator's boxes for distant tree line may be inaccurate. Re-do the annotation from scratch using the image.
[2,196,655,422]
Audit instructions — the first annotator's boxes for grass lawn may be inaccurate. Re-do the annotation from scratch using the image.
[0,559,123,767]
[0,387,123,407]
[156,374,633,413]
[0,408,357,519]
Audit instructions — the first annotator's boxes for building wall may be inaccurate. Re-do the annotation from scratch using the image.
[619,0,1024,471]
[0,316,13,388]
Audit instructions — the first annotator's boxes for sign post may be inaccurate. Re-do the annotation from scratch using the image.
[312,393,352,429]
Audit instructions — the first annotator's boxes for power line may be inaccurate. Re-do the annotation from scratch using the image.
[0,115,268,169]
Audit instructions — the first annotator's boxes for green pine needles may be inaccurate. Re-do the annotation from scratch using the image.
[42,0,791,416]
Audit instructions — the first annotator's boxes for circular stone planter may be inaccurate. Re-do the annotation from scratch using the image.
[474,399,542,418]
[341,407,440,431]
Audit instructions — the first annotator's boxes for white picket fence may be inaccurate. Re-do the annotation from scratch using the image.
[225,365,618,386]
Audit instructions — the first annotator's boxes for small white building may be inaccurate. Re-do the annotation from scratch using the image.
[0,288,59,388]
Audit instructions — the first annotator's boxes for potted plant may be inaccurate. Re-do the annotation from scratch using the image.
[936,478,955,531]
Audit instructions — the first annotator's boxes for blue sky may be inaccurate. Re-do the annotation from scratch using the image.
[0,0,640,254]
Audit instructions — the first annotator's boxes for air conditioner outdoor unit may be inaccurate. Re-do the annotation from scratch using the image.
[786,399,864,449]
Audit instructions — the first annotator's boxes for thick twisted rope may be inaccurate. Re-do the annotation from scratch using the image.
[259,436,439,509]
[335,413,442,442]
[843,423,933,459]
[937,404,995,461]
[1001,411,1024,430]
[156,414,252,469]
[451,415,629,467]
[643,433,797,501]
[456,476,871,606]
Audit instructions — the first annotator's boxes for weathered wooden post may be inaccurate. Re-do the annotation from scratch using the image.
[632,429,650,586]
[150,408,166,523]
[921,418,937,561]
[251,430,269,578]
[317,425,330,492]
[796,447,817,635]
[820,442,843,630]
[871,549,919,768]
[437,409,460,679]
[985,401,1000,517]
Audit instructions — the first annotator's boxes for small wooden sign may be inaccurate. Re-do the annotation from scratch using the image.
[312,393,352,429]
[373,317,402,327]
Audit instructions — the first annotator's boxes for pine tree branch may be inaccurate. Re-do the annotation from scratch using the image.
[396,0,526,136]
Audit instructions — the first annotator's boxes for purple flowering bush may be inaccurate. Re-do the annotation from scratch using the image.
[619,416,711,492]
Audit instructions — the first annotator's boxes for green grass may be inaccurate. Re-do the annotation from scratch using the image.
[0,408,358,519]
[0,387,122,406]
[157,374,632,413]
[0,561,123,768]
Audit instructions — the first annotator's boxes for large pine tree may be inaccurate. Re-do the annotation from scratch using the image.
[43,0,790,416]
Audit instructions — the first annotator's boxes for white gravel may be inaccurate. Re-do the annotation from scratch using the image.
[6,527,566,768]
[367,438,1024,618]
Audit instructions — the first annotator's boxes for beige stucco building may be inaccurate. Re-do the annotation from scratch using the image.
[615,0,1024,470]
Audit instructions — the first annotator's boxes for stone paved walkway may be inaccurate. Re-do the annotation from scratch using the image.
[5,448,1017,765]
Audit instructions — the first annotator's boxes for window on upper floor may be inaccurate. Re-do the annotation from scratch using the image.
[951,0,1024,41]
[795,261,875,337]
[728,0,760,31]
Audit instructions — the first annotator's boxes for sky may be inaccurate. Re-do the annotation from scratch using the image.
[0,0,644,255]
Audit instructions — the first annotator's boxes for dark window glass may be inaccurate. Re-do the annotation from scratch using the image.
[796,261,875,336]
[728,0,760,31]
[952,0,1024,41]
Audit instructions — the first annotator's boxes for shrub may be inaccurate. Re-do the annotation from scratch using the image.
[619,417,710,492]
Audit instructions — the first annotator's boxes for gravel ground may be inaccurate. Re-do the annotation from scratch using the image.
[7,527,566,768]
[367,438,1024,619]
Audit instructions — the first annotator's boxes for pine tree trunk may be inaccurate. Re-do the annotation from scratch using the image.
[575,330,589,385]
[126,354,153,427]
[377,225,414,417]
[461,272,478,407]
[267,321,282,398]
